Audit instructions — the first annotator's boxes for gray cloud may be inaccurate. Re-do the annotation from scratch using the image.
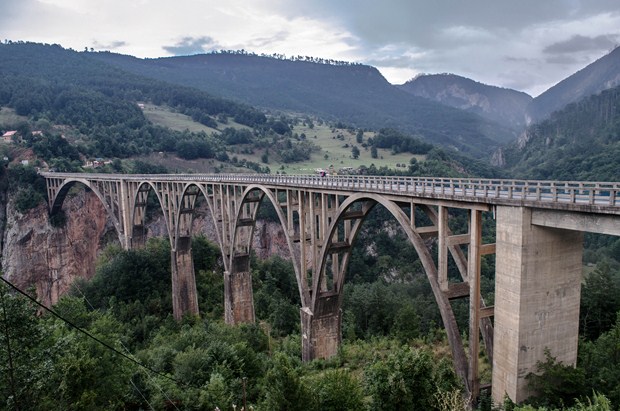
[544,34,619,54]
[261,0,620,94]
[92,40,127,51]
[0,0,29,24]
[163,36,220,55]
[4,0,620,96]
[246,31,290,48]
[268,0,617,49]
[545,54,581,65]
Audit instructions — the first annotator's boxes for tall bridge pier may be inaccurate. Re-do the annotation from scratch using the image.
[42,172,620,405]
[494,206,583,402]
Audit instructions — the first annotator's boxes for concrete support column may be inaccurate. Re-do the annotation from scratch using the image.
[492,206,583,404]
[224,254,255,324]
[131,226,147,249]
[171,237,199,320]
[301,294,341,362]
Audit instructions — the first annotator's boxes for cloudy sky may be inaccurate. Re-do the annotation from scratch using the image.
[2,0,620,96]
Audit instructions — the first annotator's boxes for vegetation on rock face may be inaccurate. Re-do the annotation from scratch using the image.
[398,73,533,131]
[3,165,47,213]
[502,84,620,181]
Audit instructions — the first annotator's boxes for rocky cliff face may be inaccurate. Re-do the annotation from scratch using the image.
[2,191,113,307]
[398,73,532,132]
[1,190,289,307]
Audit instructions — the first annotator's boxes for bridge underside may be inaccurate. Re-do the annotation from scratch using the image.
[42,173,619,405]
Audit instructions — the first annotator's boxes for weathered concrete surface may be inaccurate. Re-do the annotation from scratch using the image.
[532,209,620,236]
[301,294,341,361]
[171,237,199,320]
[224,269,255,324]
[492,206,583,404]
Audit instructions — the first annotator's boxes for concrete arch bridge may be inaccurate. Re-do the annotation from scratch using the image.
[41,172,620,404]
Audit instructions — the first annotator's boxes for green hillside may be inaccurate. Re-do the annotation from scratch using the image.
[91,51,516,157]
[0,42,500,178]
[502,84,620,181]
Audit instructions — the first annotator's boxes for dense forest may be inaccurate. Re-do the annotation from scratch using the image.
[0,42,321,171]
[90,48,516,157]
[1,40,620,410]
[2,217,620,410]
[501,83,620,181]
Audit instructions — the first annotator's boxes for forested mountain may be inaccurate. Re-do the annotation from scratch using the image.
[500,83,620,181]
[0,41,504,178]
[398,73,532,131]
[527,46,620,123]
[91,50,517,157]
[0,42,285,171]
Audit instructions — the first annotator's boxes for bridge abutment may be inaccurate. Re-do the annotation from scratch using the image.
[224,254,255,324]
[171,237,200,320]
[301,294,342,361]
[492,206,583,404]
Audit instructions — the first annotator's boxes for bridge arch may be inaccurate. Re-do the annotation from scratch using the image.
[311,192,469,387]
[231,185,306,302]
[49,178,124,245]
[128,181,167,249]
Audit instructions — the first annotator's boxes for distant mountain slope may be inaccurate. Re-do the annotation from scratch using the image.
[91,51,516,157]
[0,42,267,163]
[527,46,620,123]
[398,74,532,131]
[501,84,620,181]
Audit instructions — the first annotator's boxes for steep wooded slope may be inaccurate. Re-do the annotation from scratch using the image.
[502,84,620,181]
[527,46,620,123]
[92,51,516,157]
[398,73,532,131]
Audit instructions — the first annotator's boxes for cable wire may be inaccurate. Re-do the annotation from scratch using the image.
[129,378,156,411]
[119,341,181,411]
[0,276,188,388]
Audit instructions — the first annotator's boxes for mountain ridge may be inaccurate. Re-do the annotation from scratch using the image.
[91,50,517,157]
[527,46,620,123]
[397,73,532,131]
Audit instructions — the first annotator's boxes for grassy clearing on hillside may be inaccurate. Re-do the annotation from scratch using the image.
[142,104,425,174]
[229,122,425,174]
[141,103,220,134]
[142,103,252,134]
[285,123,425,173]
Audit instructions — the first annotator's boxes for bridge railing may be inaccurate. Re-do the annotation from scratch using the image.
[232,175,620,207]
[40,172,620,208]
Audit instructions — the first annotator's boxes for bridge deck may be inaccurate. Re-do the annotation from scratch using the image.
[41,172,620,215]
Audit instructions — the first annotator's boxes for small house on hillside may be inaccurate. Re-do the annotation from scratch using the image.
[2,130,17,143]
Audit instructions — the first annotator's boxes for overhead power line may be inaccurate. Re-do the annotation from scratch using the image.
[0,275,188,388]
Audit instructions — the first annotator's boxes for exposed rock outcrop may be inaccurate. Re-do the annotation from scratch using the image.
[2,191,114,308]
[1,190,289,307]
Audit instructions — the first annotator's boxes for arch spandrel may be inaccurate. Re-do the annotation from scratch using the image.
[229,187,265,258]
[313,192,470,392]
[49,178,124,246]
[230,184,309,305]
[174,183,202,242]
[311,194,377,300]
[127,182,163,248]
